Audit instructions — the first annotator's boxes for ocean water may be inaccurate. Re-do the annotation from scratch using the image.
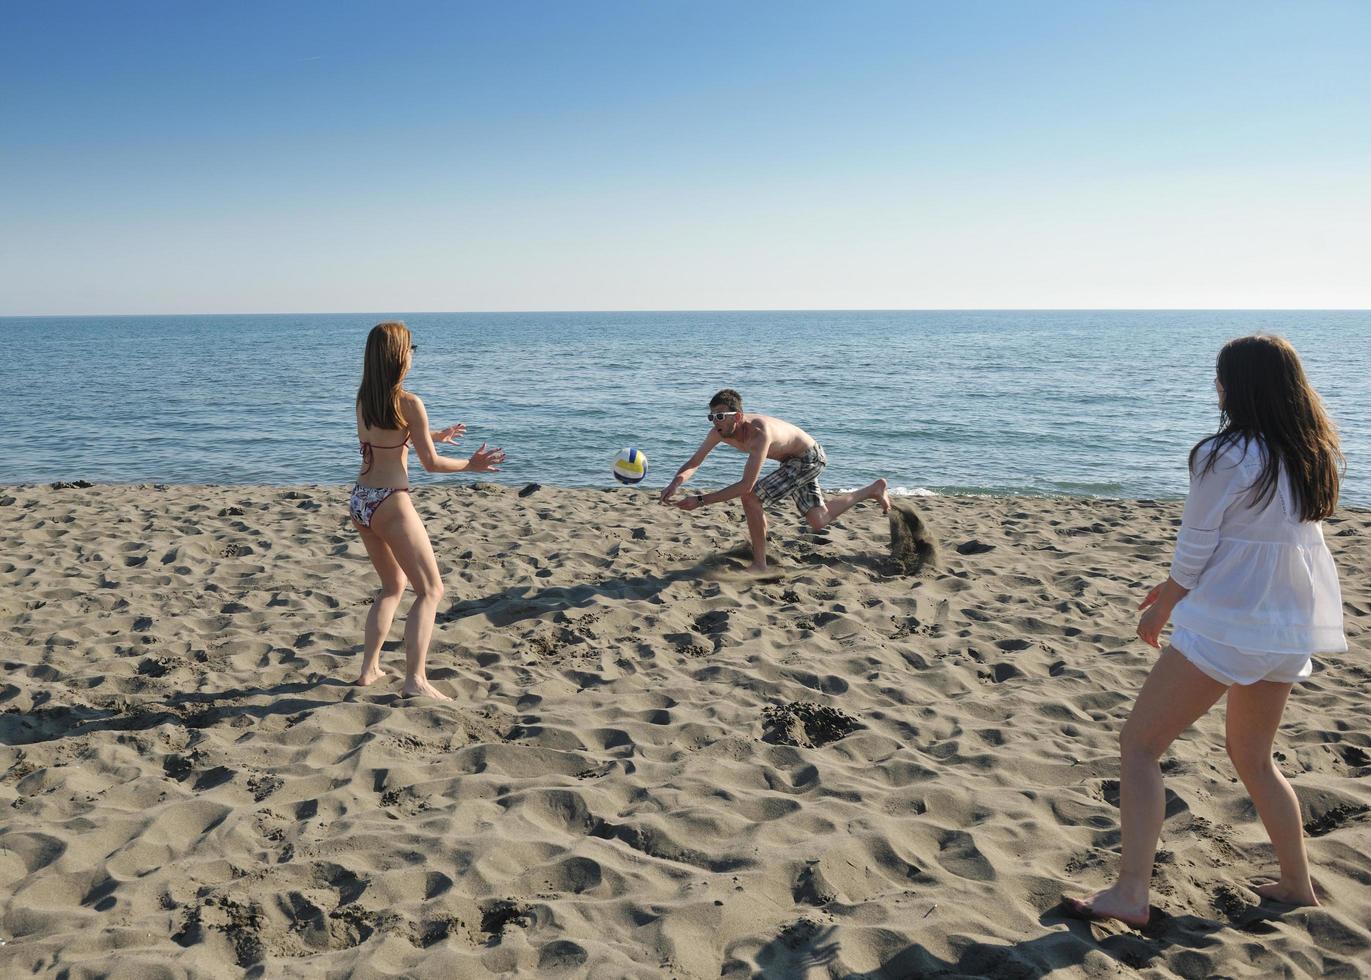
[2,311,1367,506]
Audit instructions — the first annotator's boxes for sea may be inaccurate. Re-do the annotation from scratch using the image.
[2,311,1367,506]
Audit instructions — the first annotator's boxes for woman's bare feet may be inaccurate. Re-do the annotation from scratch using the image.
[1254,880,1320,907]
[354,666,390,687]
[401,678,452,701]
[873,477,891,514]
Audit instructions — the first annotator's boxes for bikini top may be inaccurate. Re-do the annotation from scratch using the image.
[359,435,410,475]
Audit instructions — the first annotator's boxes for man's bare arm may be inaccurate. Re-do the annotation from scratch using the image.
[697,426,769,505]
[660,429,722,503]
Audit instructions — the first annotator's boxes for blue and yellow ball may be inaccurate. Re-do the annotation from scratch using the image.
[612,447,648,484]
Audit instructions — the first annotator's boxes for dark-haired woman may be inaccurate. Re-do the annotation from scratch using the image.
[1066,334,1346,927]
[350,321,505,700]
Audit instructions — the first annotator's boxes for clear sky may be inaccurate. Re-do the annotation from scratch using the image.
[2,1,1368,314]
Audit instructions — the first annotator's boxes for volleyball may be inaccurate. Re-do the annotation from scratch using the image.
[612,447,648,484]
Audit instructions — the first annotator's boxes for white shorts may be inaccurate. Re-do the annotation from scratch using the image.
[1171,627,1313,687]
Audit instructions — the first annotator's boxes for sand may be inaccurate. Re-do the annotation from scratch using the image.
[1,482,1368,978]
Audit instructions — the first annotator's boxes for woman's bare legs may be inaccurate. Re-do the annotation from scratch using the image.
[1225,680,1319,906]
[366,494,448,700]
[353,522,409,686]
[1072,646,1227,925]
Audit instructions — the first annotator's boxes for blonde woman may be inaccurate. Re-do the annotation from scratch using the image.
[350,321,505,700]
[1066,334,1345,926]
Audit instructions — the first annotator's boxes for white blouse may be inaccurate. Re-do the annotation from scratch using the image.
[1169,435,1346,655]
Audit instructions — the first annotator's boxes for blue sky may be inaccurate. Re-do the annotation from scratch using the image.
[2,1,1368,314]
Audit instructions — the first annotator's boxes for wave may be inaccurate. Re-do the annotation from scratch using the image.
[833,485,937,497]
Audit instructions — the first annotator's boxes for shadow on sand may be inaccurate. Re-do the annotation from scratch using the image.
[0,678,356,747]
[437,546,758,629]
[437,535,921,632]
[743,904,1243,978]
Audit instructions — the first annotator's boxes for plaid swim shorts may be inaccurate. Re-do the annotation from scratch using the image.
[753,443,827,516]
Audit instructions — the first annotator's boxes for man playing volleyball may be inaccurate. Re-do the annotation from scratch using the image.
[660,389,891,572]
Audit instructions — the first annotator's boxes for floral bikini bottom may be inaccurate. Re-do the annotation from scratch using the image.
[348,485,408,528]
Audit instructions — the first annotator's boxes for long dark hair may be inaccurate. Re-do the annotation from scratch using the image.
[1189,334,1343,521]
[356,321,411,430]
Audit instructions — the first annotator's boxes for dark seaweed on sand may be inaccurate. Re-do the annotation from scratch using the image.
[762,701,863,747]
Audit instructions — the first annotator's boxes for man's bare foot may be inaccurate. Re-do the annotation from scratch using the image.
[873,477,891,514]
[746,562,769,575]
[354,666,390,687]
[1254,881,1320,907]
[400,679,452,701]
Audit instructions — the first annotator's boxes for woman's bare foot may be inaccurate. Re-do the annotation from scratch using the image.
[1063,885,1152,928]
[354,666,390,687]
[873,478,891,514]
[1254,880,1320,907]
[401,678,452,701]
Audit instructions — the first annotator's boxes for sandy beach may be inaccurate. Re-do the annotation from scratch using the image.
[1,482,1368,978]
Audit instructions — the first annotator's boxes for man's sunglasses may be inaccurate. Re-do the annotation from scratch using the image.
[707,411,738,422]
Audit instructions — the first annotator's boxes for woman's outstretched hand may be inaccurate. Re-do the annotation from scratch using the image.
[434,423,467,445]
[467,442,506,472]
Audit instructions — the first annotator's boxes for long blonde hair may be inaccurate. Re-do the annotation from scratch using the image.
[356,321,411,430]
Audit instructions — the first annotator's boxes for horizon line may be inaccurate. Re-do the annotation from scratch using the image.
[3,306,1369,319]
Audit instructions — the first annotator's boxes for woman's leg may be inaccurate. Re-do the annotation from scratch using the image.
[1073,646,1227,924]
[1225,680,1319,906]
[353,521,409,685]
[369,494,448,700]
